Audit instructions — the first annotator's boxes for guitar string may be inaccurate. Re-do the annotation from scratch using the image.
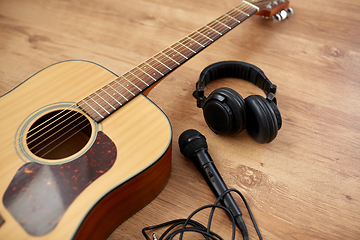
[25,38,198,148]
[35,118,90,158]
[25,69,149,150]
[75,1,256,117]
[23,12,227,143]
[246,0,283,10]
[20,1,255,153]
[25,103,82,139]
[74,1,257,118]
[24,70,140,141]
[24,55,171,142]
[27,112,85,150]
[10,1,259,158]
[21,1,255,144]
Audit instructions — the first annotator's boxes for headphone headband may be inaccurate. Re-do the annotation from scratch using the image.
[193,61,277,107]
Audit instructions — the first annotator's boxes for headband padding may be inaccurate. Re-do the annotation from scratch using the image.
[196,61,274,95]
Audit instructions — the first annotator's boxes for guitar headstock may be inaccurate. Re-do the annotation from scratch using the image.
[249,0,293,21]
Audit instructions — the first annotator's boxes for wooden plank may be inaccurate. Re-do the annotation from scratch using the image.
[0,0,359,239]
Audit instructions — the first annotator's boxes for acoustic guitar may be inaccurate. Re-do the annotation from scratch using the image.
[0,1,291,239]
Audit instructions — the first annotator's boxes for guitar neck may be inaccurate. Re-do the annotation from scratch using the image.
[77,1,259,122]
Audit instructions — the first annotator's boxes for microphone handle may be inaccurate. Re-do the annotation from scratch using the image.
[192,151,248,239]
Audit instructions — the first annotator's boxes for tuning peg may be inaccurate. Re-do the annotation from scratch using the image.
[287,7,294,17]
[273,7,294,21]
[261,6,294,21]
[274,13,282,21]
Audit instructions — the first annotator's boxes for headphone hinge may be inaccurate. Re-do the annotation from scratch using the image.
[269,84,277,95]
[193,88,206,108]
[266,84,277,104]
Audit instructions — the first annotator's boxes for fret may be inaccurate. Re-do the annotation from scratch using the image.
[178,41,196,54]
[208,21,231,37]
[243,1,260,11]
[218,14,239,29]
[189,32,213,47]
[187,36,206,48]
[78,1,259,122]
[144,58,170,77]
[137,64,161,81]
[88,95,110,115]
[171,42,198,60]
[143,61,165,76]
[158,52,180,67]
[112,79,134,97]
[122,73,147,95]
[169,46,188,60]
[104,83,123,101]
[169,46,189,60]
[236,3,258,16]
[101,88,122,107]
[140,62,165,79]
[233,7,250,17]
[180,37,204,52]
[215,19,231,29]
[196,30,215,42]
[79,99,104,120]
[94,92,116,111]
[130,67,155,85]
[206,25,223,36]
[128,70,150,87]
[120,75,142,93]
[107,82,129,101]
[140,68,157,81]
[95,88,119,108]
[158,51,180,68]
[227,8,248,22]
[161,50,182,65]
[245,6,258,16]
[197,26,221,43]
[224,13,241,24]
[151,56,173,71]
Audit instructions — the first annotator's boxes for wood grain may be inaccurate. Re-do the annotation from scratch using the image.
[1,0,359,239]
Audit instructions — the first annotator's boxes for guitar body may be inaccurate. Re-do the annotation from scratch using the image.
[0,60,172,240]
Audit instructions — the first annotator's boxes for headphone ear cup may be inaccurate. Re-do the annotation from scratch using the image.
[203,87,246,135]
[269,101,282,130]
[244,95,280,143]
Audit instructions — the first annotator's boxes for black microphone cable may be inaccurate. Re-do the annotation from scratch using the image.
[142,188,263,240]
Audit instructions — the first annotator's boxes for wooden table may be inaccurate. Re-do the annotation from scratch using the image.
[1,0,359,239]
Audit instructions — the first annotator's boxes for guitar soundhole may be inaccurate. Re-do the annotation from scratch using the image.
[26,110,92,160]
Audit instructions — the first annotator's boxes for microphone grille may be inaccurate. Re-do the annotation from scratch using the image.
[178,129,207,158]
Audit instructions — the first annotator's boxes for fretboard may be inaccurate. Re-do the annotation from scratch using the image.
[77,1,259,122]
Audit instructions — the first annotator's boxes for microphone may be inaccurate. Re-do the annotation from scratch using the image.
[178,129,249,240]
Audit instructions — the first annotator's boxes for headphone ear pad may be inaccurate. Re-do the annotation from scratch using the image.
[269,101,282,130]
[203,87,246,135]
[244,95,279,143]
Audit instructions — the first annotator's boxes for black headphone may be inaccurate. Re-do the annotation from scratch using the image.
[193,61,282,143]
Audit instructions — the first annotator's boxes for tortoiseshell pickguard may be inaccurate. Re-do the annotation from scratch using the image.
[3,131,116,236]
